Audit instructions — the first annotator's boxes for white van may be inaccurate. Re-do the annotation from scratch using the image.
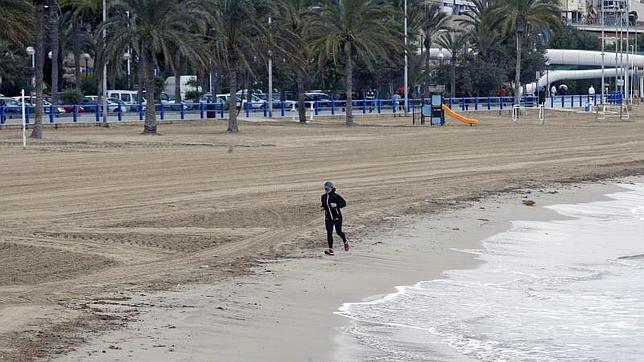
[164,75,200,100]
[107,90,140,105]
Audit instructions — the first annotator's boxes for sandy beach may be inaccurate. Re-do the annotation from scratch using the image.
[55,180,635,362]
[1,110,644,360]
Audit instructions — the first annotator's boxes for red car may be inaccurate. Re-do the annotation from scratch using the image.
[63,105,86,113]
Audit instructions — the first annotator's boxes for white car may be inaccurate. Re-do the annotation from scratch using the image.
[81,96,122,112]
[219,93,265,110]
[12,96,65,113]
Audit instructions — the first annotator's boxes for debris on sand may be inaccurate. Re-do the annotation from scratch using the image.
[522,200,536,207]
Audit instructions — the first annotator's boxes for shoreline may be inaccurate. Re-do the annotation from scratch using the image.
[55,177,639,361]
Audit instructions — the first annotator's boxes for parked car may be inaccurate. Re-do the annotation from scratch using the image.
[200,93,227,108]
[304,92,331,102]
[0,97,21,114]
[108,90,140,105]
[244,94,267,110]
[81,96,122,113]
[62,105,87,113]
[160,93,189,111]
[12,96,65,114]
[108,97,129,112]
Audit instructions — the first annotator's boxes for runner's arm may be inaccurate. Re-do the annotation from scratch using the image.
[335,194,347,208]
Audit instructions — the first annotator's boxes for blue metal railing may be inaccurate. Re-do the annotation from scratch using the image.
[0,93,625,126]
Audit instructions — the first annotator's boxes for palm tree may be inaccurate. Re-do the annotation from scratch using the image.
[494,0,560,104]
[169,3,210,105]
[309,0,403,126]
[0,0,34,46]
[459,0,503,58]
[172,53,183,103]
[59,9,94,87]
[48,0,61,104]
[411,1,449,85]
[208,0,267,133]
[436,30,469,98]
[59,0,103,88]
[273,0,315,123]
[31,0,47,139]
[99,0,210,134]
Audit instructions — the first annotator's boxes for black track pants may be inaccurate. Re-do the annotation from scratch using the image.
[326,218,347,249]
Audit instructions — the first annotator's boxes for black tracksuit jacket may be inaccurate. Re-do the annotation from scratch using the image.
[321,192,347,220]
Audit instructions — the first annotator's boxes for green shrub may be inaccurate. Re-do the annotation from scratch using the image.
[184,90,203,101]
[80,76,98,96]
[61,88,84,104]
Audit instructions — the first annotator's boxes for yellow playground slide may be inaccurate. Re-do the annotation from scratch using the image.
[442,104,479,126]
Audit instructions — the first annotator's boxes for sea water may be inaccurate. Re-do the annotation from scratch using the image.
[336,184,644,361]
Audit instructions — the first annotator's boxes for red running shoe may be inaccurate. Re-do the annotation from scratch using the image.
[324,248,334,256]
[344,242,350,252]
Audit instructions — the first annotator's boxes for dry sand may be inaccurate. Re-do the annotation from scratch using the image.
[1,110,644,360]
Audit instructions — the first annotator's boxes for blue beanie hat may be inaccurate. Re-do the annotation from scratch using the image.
[323,181,335,189]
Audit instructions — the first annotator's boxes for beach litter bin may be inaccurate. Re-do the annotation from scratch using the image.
[205,97,217,118]
[585,102,591,112]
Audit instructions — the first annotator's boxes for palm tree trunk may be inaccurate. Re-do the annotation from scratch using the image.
[73,16,81,87]
[31,2,46,139]
[173,53,182,103]
[49,0,59,105]
[515,31,522,105]
[143,52,157,134]
[425,41,431,85]
[296,71,306,123]
[213,62,221,94]
[227,56,239,133]
[344,45,353,127]
[243,71,250,105]
[450,62,456,98]
[137,52,144,103]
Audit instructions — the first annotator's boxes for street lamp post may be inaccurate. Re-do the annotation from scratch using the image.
[123,52,131,90]
[102,0,108,125]
[268,14,273,118]
[125,10,132,90]
[404,0,408,116]
[545,60,550,98]
[627,45,637,104]
[26,46,35,94]
[601,0,605,105]
[82,53,90,76]
[209,64,213,94]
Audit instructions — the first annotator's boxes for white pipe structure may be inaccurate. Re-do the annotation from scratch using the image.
[422,48,644,97]
[424,49,644,66]
[544,49,644,67]
[525,68,634,94]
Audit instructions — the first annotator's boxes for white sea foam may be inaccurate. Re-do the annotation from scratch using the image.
[336,183,644,361]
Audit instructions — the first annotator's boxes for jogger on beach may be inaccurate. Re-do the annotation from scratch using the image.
[321,181,350,256]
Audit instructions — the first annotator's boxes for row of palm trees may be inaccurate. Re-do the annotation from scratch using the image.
[0,0,561,137]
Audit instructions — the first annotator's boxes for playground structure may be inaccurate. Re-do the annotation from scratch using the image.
[415,95,479,126]
[442,104,479,126]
